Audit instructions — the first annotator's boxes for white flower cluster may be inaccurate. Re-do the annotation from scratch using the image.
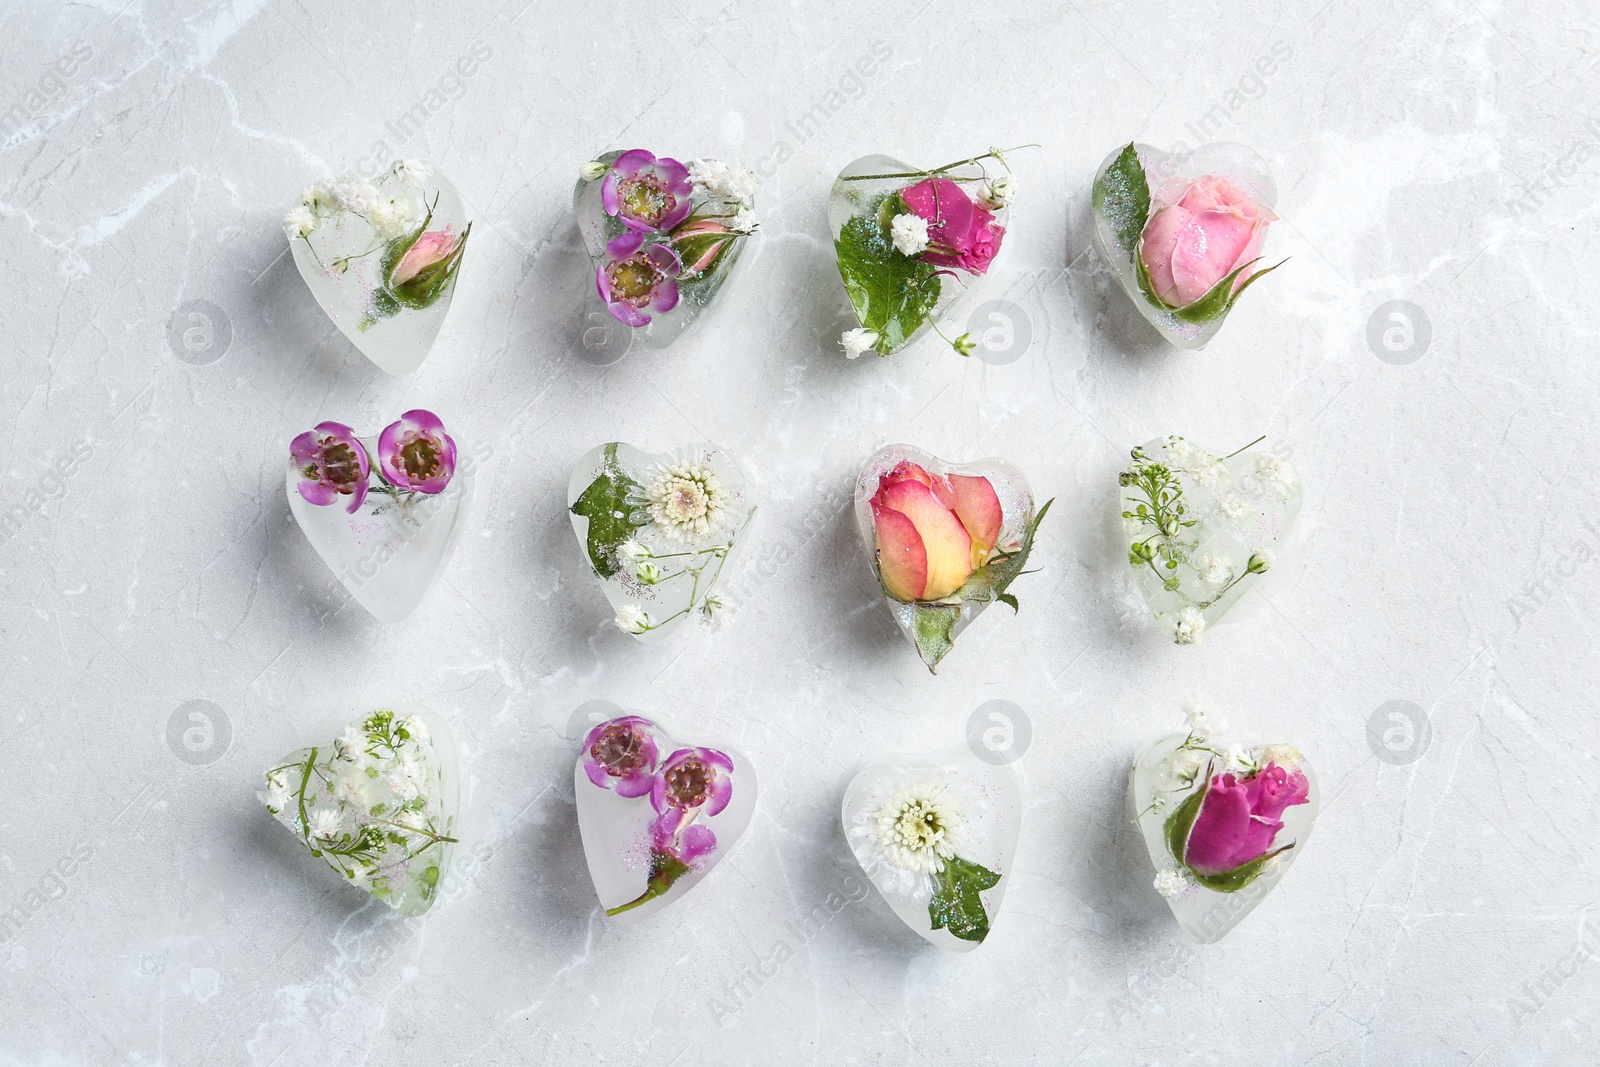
[688,158,760,233]
[614,603,653,635]
[890,211,930,256]
[1153,866,1191,898]
[284,163,425,242]
[1255,452,1298,499]
[978,172,1016,209]
[839,327,880,359]
[1173,605,1207,645]
[1183,695,1227,741]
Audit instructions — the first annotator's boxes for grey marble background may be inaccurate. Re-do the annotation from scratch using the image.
[2,0,1597,1064]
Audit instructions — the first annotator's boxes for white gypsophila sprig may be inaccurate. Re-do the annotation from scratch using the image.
[386,754,426,801]
[615,604,653,635]
[617,539,650,567]
[369,195,418,238]
[1224,744,1256,775]
[1261,743,1303,768]
[978,172,1016,209]
[687,158,730,193]
[890,212,929,256]
[1173,606,1207,645]
[840,328,879,359]
[334,724,368,767]
[701,593,734,630]
[1183,696,1227,741]
[1198,554,1233,588]
[259,768,291,812]
[730,206,758,233]
[392,159,431,187]
[283,204,317,240]
[1255,453,1297,499]
[722,166,759,204]
[644,457,730,544]
[307,806,347,844]
[1153,866,1191,898]
[1216,494,1246,520]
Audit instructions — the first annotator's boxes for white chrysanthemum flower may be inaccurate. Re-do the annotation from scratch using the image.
[701,593,734,630]
[1173,606,1207,645]
[872,782,968,876]
[634,561,662,585]
[839,327,880,359]
[1153,867,1191,898]
[283,204,317,240]
[722,166,759,204]
[615,604,653,635]
[333,725,368,766]
[1255,453,1297,498]
[391,159,431,187]
[308,806,346,844]
[644,459,729,543]
[386,755,426,801]
[890,212,929,256]
[617,539,650,566]
[730,206,758,233]
[1183,696,1227,740]
[978,173,1015,209]
[1198,554,1233,588]
[687,157,730,193]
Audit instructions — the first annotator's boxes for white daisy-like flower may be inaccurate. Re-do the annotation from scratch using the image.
[1153,867,1191,898]
[644,458,729,543]
[391,159,431,187]
[890,212,929,256]
[721,166,759,204]
[839,327,880,359]
[615,604,653,635]
[1255,453,1297,498]
[687,157,730,193]
[1173,606,1207,645]
[1216,494,1246,520]
[873,782,967,876]
[307,806,346,844]
[1183,696,1227,740]
[1197,554,1233,588]
[616,539,650,566]
[386,755,426,801]
[977,173,1015,209]
[283,204,317,240]
[730,206,758,233]
[701,593,735,631]
[333,724,368,766]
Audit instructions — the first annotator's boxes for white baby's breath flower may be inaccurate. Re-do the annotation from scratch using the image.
[368,195,417,238]
[872,781,967,876]
[721,166,759,204]
[580,159,608,181]
[1167,747,1206,778]
[386,755,426,801]
[701,593,735,630]
[307,806,346,844]
[259,768,291,811]
[1255,453,1297,498]
[1261,743,1303,768]
[634,561,662,585]
[730,206,758,233]
[283,204,317,240]
[644,458,729,543]
[1173,606,1207,645]
[616,539,650,566]
[391,159,431,187]
[332,766,368,807]
[687,157,730,192]
[1198,554,1233,588]
[1224,744,1255,775]
[401,715,428,744]
[334,724,368,766]
[615,604,653,635]
[977,172,1015,209]
[1164,436,1195,466]
[890,212,929,256]
[345,180,381,215]
[390,808,426,832]
[1183,696,1227,741]
[1190,459,1227,490]
[1153,867,1191,898]
[839,327,880,359]
[1217,494,1246,520]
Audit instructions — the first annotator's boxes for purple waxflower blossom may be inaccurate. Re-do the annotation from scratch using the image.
[377,409,457,494]
[651,747,733,816]
[600,149,693,233]
[290,422,370,513]
[581,716,659,798]
[595,232,682,327]
[650,809,717,865]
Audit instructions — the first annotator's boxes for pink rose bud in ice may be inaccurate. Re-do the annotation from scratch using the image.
[1138,176,1277,309]
[1181,761,1309,877]
[870,461,1004,602]
[898,178,1006,276]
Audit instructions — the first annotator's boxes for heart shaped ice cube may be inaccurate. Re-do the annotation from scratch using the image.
[1117,434,1300,644]
[259,703,460,917]
[568,441,757,642]
[855,443,1049,672]
[1090,141,1280,349]
[842,742,1021,951]
[1129,716,1317,944]
[286,160,471,374]
[286,412,476,623]
[573,705,756,922]
[830,150,1014,357]
[574,149,759,350]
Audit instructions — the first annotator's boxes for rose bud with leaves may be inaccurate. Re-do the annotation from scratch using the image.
[870,461,1004,602]
[1165,759,1310,891]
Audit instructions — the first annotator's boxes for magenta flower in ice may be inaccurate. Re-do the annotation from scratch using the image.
[650,808,717,864]
[595,231,682,326]
[1177,761,1310,880]
[581,716,660,799]
[899,177,1005,276]
[291,421,370,513]
[377,409,457,494]
[651,746,734,816]
[601,149,694,233]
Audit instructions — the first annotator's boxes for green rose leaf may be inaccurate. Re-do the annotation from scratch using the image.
[569,443,645,579]
[966,498,1054,606]
[1136,252,1287,325]
[928,855,1002,943]
[834,194,942,355]
[1092,143,1150,258]
[1190,844,1294,893]
[1163,771,1208,867]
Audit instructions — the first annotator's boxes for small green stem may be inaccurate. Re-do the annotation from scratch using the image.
[1223,434,1267,460]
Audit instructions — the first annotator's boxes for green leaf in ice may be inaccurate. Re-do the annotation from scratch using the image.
[909,600,961,673]
[569,443,645,579]
[834,194,943,355]
[1190,844,1294,893]
[1092,143,1150,258]
[1135,252,1286,325]
[928,854,1002,943]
